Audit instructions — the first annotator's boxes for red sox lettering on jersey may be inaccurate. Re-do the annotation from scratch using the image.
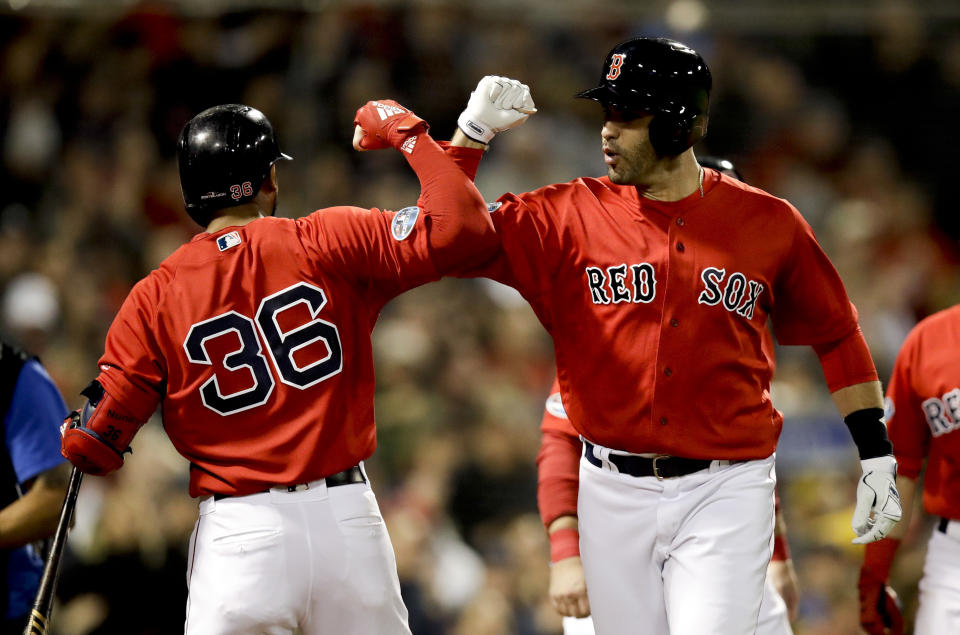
[585,263,765,320]
[918,389,960,437]
[449,147,860,460]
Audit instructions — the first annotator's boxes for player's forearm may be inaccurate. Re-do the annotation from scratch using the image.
[771,504,791,561]
[402,134,497,271]
[537,429,581,529]
[0,465,70,549]
[547,514,581,563]
[828,379,895,463]
[831,381,884,418]
[548,515,579,534]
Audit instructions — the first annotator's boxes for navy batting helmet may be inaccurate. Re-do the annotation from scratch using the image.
[699,156,742,181]
[578,37,712,157]
[176,104,292,227]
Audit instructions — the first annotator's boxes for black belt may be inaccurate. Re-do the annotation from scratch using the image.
[213,465,365,501]
[583,441,715,480]
[938,517,952,534]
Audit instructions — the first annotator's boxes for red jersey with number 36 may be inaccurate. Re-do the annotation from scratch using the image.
[884,305,960,519]
[96,138,493,497]
[456,155,866,459]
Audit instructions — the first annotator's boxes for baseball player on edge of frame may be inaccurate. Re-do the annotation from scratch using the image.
[858,304,960,635]
[55,95,534,634]
[444,38,902,634]
[537,157,799,635]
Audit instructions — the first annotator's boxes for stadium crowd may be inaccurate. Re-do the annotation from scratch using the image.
[0,2,958,633]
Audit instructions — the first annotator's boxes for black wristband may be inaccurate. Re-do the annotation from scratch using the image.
[843,407,894,460]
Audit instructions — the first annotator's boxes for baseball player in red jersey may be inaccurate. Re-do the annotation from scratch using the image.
[536,157,798,635]
[859,305,960,635]
[447,39,902,634]
[55,99,524,634]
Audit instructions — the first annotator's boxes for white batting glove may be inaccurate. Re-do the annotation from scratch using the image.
[851,456,903,544]
[457,75,536,144]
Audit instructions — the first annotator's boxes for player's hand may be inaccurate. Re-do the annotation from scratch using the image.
[457,75,536,144]
[852,456,902,544]
[353,99,428,152]
[858,566,904,635]
[767,559,800,622]
[549,555,591,618]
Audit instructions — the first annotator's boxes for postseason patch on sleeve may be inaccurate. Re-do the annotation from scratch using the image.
[391,206,420,241]
[545,392,568,419]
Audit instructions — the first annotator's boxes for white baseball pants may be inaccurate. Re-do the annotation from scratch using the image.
[578,450,777,635]
[562,572,792,635]
[184,474,411,634]
[913,519,960,634]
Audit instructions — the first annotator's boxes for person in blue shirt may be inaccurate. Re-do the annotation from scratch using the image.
[0,340,70,632]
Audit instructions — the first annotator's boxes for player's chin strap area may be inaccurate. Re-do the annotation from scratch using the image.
[60,380,146,477]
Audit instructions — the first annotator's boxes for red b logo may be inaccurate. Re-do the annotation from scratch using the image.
[606,54,625,80]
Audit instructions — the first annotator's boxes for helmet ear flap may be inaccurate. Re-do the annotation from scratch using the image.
[648,111,709,157]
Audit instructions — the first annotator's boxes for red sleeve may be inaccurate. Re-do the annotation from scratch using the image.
[771,207,861,346]
[437,141,483,181]
[439,141,559,303]
[297,133,495,298]
[537,383,581,532]
[456,192,560,307]
[812,327,880,393]
[96,274,165,422]
[885,331,929,479]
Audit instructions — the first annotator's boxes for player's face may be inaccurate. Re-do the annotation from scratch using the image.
[601,108,657,185]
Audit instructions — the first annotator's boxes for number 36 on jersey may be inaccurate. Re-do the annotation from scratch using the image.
[183,282,342,416]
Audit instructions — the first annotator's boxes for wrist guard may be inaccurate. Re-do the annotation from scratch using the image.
[844,408,893,459]
[61,381,145,476]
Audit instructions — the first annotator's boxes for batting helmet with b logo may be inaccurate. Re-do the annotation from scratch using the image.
[578,37,712,157]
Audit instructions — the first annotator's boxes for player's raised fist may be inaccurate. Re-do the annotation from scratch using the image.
[353,99,428,152]
[458,75,537,144]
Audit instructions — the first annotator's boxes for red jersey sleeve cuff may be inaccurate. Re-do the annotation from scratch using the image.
[96,367,160,422]
[549,527,580,563]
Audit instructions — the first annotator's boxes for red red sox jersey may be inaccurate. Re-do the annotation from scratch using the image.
[884,305,960,518]
[462,160,867,459]
[95,138,493,498]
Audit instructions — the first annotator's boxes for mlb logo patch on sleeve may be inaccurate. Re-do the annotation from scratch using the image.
[217,231,242,251]
[391,206,420,241]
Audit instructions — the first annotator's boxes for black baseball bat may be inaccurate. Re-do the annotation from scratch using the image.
[23,466,83,635]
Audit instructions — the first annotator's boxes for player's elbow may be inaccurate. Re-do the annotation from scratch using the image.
[429,207,500,273]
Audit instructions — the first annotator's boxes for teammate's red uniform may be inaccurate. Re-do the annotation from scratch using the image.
[95,143,493,498]
[884,306,960,513]
[457,160,870,460]
[57,100,500,635]
[860,305,960,634]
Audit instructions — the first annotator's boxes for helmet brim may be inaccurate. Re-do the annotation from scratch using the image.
[576,85,616,103]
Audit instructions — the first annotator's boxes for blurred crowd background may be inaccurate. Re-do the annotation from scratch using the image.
[1,0,958,633]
